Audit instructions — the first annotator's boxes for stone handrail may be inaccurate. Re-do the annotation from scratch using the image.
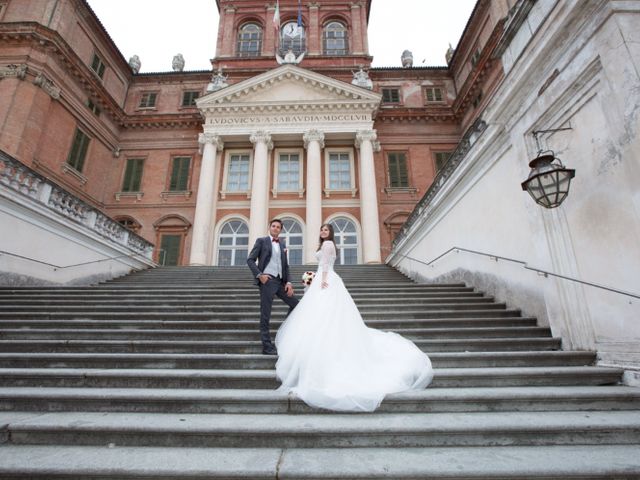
[0,150,154,258]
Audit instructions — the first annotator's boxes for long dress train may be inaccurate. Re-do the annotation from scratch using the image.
[275,240,433,412]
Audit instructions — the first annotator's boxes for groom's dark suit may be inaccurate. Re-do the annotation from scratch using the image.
[247,236,299,349]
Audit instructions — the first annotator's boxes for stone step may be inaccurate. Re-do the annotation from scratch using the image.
[1,410,638,448]
[3,385,638,414]
[0,301,505,313]
[0,284,472,293]
[0,308,523,320]
[1,444,638,479]
[0,317,539,330]
[0,337,562,353]
[0,351,595,369]
[0,366,622,389]
[0,326,552,341]
[0,291,485,300]
[0,296,495,307]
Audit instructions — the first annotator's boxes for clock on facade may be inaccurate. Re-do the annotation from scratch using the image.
[283,22,303,38]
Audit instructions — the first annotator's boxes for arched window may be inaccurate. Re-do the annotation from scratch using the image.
[323,21,348,56]
[237,23,262,57]
[217,219,249,266]
[280,218,303,265]
[330,217,358,265]
[115,216,141,234]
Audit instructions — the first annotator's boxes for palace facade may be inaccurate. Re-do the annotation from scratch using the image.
[0,0,509,266]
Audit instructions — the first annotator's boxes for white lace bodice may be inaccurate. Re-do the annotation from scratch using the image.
[315,241,337,272]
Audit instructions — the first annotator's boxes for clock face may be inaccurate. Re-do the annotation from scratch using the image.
[283,22,302,37]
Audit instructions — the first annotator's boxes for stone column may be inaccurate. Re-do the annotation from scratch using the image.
[303,129,325,264]
[248,130,273,247]
[190,133,224,265]
[355,130,382,263]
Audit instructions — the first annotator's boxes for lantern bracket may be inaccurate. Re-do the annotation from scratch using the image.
[531,127,573,153]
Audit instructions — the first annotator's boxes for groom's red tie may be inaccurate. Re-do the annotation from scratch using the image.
[272,238,279,243]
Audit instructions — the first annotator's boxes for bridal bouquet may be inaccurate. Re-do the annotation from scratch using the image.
[301,271,315,290]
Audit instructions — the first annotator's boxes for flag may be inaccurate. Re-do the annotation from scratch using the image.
[297,0,303,27]
[273,0,281,31]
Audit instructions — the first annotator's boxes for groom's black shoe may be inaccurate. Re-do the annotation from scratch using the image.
[262,344,278,355]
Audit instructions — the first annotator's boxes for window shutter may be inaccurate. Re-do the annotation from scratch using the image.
[388,153,408,187]
[131,159,144,191]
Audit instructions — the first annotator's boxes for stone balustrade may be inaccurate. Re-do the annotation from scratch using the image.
[0,151,154,258]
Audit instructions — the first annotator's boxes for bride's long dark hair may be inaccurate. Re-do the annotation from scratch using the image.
[317,223,336,251]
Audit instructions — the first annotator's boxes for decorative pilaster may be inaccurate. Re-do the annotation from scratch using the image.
[303,129,325,263]
[190,133,224,265]
[355,130,382,263]
[248,130,273,246]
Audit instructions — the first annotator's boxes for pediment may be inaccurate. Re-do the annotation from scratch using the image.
[197,64,381,112]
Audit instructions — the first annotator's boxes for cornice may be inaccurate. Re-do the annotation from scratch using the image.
[376,108,456,124]
[451,17,505,116]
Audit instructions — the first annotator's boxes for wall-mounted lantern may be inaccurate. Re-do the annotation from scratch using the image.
[521,128,575,208]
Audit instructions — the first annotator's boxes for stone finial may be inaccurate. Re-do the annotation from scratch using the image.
[207,68,229,92]
[401,50,413,68]
[172,54,185,72]
[351,66,373,90]
[445,43,455,65]
[128,55,141,74]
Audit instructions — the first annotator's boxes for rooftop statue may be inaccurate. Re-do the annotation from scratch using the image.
[128,55,141,74]
[207,68,229,92]
[172,53,185,72]
[276,49,305,65]
[351,67,373,90]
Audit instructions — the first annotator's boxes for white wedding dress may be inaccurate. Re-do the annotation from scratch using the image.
[275,240,433,412]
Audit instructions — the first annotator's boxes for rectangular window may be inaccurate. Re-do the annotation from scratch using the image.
[169,156,191,191]
[435,152,452,172]
[328,152,351,189]
[66,128,91,173]
[90,53,106,79]
[425,87,443,103]
[182,91,199,107]
[387,152,409,188]
[382,88,400,104]
[159,235,181,266]
[86,99,101,116]
[277,153,300,191]
[121,158,144,192]
[139,92,157,108]
[227,154,250,191]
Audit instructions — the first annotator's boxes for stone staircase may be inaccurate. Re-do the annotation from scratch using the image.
[0,265,639,478]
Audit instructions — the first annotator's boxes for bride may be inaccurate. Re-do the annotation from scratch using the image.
[275,224,433,412]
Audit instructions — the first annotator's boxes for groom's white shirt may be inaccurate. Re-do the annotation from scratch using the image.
[263,235,283,278]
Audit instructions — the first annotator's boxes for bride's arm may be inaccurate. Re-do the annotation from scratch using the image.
[320,241,336,288]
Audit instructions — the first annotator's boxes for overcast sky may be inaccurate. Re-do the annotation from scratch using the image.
[87,0,476,73]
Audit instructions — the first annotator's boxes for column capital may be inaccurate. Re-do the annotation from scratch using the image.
[303,129,325,149]
[198,133,224,151]
[250,130,274,150]
[354,130,377,148]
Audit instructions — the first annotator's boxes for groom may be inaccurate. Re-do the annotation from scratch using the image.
[247,218,299,355]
